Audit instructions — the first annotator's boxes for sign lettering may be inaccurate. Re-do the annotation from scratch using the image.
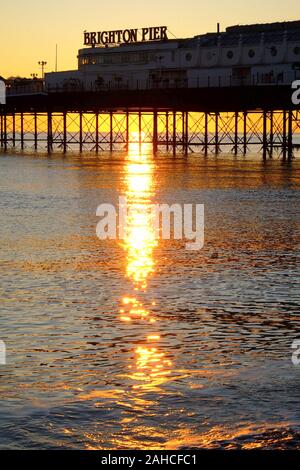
[84,26,168,47]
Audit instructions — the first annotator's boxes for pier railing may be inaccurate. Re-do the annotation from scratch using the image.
[6,71,300,96]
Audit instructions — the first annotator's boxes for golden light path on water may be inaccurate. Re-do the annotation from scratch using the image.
[119,141,172,391]
[1,145,299,450]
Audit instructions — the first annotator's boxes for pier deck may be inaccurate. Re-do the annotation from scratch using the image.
[1,84,300,159]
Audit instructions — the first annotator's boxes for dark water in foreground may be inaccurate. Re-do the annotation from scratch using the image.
[0,148,300,450]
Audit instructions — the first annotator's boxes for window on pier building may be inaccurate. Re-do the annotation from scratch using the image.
[270,46,278,57]
[79,51,157,67]
[294,46,300,56]
[79,56,96,66]
[104,55,113,64]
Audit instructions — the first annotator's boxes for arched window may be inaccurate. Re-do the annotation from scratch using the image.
[270,46,277,57]
[294,46,300,56]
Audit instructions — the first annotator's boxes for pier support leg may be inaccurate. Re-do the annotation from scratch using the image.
[186,111,189,155]
[173,111,176,157]
[110,111,113,153]
[63,111,67,154]
[95,112,99,154]
[182,111,185,154]
[183,111,188,155]
[269,111,274,158]
[263,110,267,160]
[12,113,16,148]
[204,112,208,156]
[79,111,83,153]
[234,111,238,155]
[21,113,24,150]
[125,110,129,152]
[243,112,247,155]
[215,113,219,154]
[34,113,38,150]
[138,111,142,152]
[288,110,293,161]
[282,110,287,160]
[47,111,53,153]
[166,111,169,152]
[153,110,158,155]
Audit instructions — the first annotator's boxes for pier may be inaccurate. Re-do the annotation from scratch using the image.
[0,83,299,159]
[1,20,300,159]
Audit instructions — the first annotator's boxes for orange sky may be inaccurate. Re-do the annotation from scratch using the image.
[0,0,299,78]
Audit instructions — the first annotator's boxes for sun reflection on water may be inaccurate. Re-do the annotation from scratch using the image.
[128,346,173,391]
[122,157,157,290]
[120,140,172,389]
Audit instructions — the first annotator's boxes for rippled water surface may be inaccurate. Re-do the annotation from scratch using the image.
[0,149,300,449]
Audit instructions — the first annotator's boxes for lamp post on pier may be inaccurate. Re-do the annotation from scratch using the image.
[38,61,47,79]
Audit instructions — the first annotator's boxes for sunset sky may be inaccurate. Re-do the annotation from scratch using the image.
[1,0,299,78]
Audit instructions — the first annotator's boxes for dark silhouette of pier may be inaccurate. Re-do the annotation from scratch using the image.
[0,82,299,159]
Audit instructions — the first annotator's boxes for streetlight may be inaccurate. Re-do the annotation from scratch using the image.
[38,61,47,79]
[30,73,38,80]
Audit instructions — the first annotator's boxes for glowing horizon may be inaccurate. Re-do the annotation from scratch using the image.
[1,0,299,78]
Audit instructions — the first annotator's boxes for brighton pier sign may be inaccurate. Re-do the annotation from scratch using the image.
[84,26,168,47]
